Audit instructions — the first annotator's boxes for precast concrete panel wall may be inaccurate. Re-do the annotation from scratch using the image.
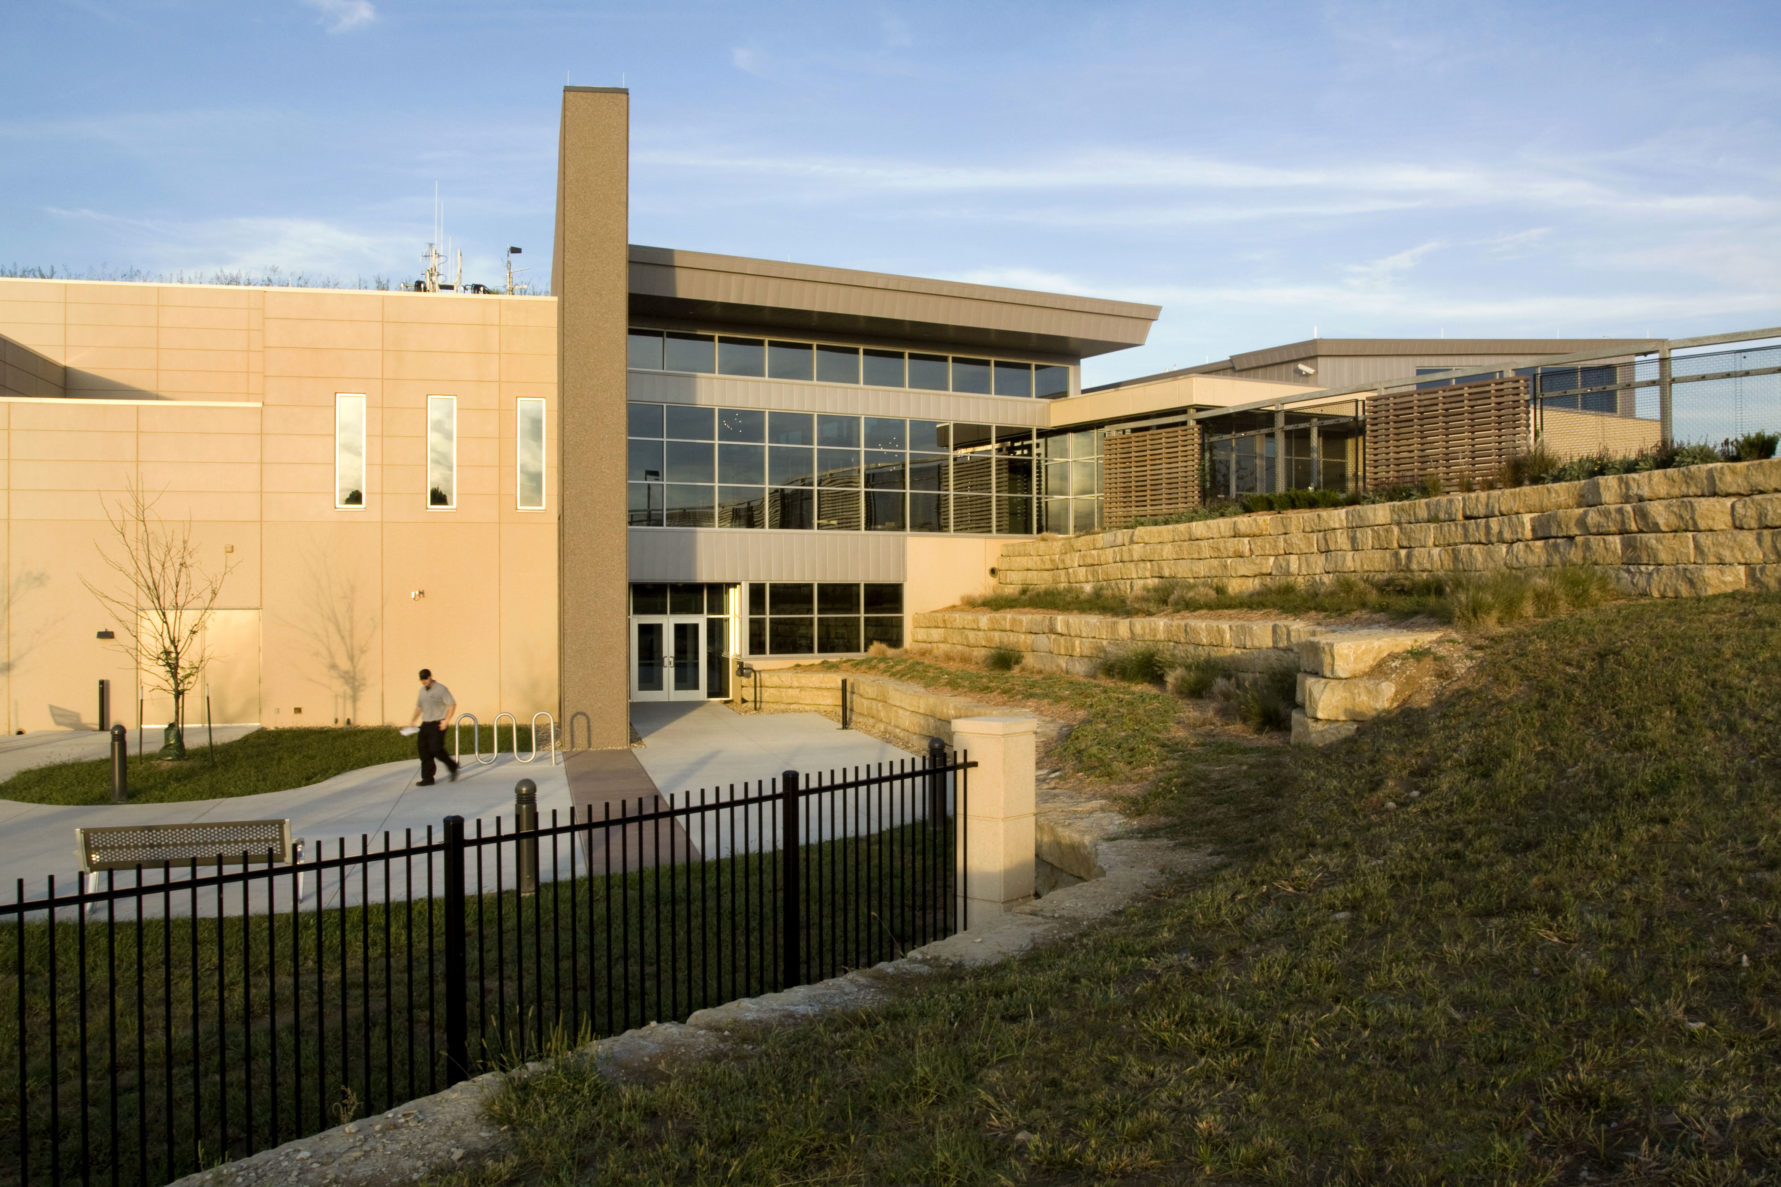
[0,278,559,734]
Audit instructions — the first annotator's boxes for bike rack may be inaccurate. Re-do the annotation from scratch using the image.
[520,711,559,765]
[452,713,481,766]
[489,712,517,766]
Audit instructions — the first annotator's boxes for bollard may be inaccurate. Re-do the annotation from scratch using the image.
[109,723,128,803]
[514,778,538,896]
[97,679,110,732]
[840,678,850,730]
[926,735,948,821]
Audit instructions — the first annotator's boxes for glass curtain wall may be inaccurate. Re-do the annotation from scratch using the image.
[627,403,1038,534]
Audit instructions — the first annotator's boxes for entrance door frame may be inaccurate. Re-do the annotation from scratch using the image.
[630,615,707,702]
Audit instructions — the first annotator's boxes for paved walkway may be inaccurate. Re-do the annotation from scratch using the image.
[0,706,921,909]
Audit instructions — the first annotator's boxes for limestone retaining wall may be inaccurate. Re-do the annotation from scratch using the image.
[908,611,1318,677]
[744,669,1025,755]
[992,458,1781,597]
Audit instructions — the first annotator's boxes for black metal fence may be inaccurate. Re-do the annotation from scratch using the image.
[2,752,970,1186]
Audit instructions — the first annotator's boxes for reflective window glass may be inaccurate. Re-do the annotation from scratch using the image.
[335,393,365,508]
[1035,364,1070,398]
[770,583,815,615]
[770,618,815,655]
[817,414,859,447]
[664,404,715,440]
[664,441,713,484]
[864,584,904,614]
[817,583,859,614]
[769,487,813,529]
[748,618,766,654]
[719,407,765,442]
[909,492,946,532]
[718,487,765,528]
[951,423,993,451]
[863,452,904,489]
[864,616,904,649]
[718,337,765,376]
[664,485,715,528]
[627,330,665,370]
[907,353,949,391]
[994,361,1033,397]
[952,492,993,533]
[863,417,906,450]
[627,439,663,482]
[865,490,905,531]
[664,332,715,373]
[628,402,663,438]
[818,617,862,653]
[817,448,860,487]
[427,395,456,508]
[816,344,860,384]
[748,584,767,616]
[952,357,992,394]
[768,341,813,380]
[631,583,668,614]
[769,411,814,445]
[908,420,946,451]
[817,488,861,530]
[517,398,546,510]
[627,483,664,526]
[718,443,765,485]
[996,496,1033,534]
[908,455,947,491]
[863,349,905,387]
[670,584,705,615]
[769,445,815,487]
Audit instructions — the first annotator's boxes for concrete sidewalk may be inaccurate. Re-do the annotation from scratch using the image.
[0,725,263,782]
[0,751,574,902]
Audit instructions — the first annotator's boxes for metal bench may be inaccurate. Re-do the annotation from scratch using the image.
[76,819,308,909]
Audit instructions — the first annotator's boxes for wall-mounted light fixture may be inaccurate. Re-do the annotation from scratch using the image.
[96,630,115,640]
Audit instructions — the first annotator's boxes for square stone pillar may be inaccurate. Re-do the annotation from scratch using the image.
[950,715,1036,923]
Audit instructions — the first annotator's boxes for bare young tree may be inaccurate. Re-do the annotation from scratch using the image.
[84,482,238,757]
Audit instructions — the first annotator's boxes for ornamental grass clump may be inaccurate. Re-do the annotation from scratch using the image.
[985,646,1022,672]
[1099,644,1170,685]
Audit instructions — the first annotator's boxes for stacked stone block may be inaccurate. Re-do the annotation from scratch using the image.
[1291,629,1447,747]
[909,612,1320,676]
[744,669,1028,756]
[991,458,1781,598]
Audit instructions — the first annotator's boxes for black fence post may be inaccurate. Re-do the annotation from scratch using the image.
[840,679,850,730]
[927,736,947,821]
[109,723,128,803]
[97,678,109,732]
[442,815,469,1085]
[780,770,801,989]
[514,780,538,896]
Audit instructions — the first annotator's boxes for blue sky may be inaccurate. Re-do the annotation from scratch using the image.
[3,0,1778,383]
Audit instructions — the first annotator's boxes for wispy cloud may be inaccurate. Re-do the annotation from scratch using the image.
[731,46,769,78]
[300,0,374,34]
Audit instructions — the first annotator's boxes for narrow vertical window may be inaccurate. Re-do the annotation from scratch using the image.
[427,394,456,509]
[335,393,365,508]
[516,398,546,510]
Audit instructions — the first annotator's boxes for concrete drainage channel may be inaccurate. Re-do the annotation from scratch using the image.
[173,801,1204,1187]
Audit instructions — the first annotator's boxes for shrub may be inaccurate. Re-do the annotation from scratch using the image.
[1449,571,1536,628]
[1236,666,1299,733]
[1725,431,1780,462]
[1668,442,1722,467]
[985,646,1022,672]
[1100,645,1169,684]
[1165,659,1226,699]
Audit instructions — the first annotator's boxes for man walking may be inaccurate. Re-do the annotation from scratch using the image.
[410,668,459,785]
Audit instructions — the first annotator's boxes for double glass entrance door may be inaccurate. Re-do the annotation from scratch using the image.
[631,616,705,701]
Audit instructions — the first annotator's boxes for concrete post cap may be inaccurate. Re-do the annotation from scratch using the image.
[950,715,1037,735]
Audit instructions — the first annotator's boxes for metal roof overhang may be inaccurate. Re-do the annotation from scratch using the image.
[627,246,1159,360]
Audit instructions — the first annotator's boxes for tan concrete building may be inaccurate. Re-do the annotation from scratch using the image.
[0,88,1167,738]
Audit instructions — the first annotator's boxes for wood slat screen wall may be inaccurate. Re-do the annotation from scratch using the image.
[1366,376,1529,492]
[1102,423,1201,528]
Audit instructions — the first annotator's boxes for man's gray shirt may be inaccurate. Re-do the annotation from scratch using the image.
[416,682,455,723]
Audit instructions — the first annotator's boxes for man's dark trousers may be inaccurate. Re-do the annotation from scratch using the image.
[418,721,459,783]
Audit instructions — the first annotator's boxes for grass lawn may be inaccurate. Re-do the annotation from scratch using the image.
[0,725,545,806]
[442,592,1781,1184]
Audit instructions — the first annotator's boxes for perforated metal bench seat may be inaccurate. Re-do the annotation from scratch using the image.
[75,819,308,906]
